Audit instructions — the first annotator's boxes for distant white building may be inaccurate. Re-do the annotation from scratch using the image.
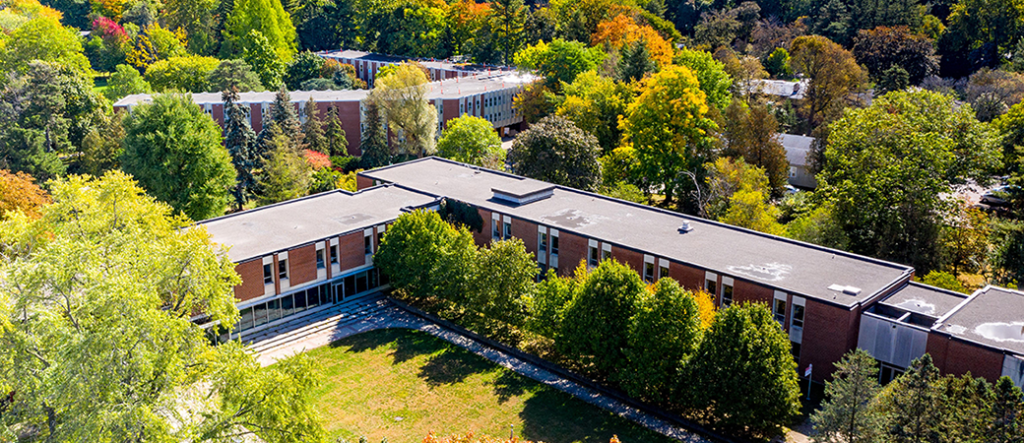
[778,133,817,189]
[749,79,808,100]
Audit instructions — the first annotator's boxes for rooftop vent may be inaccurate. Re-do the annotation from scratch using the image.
[828,284,862,296]
[679,221,693,233]
[491,186,555,206]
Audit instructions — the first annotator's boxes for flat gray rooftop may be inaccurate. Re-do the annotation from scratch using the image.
[938,286,1024,354]
[880,282,967,317]
[114,73,531,108]
[779,134,813,168]
[199,186,437,263]
[361,158,913,306]
[320,49,512,73]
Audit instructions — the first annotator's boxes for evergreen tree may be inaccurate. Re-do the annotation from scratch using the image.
[302,97,327,155]
[877,64,910,95]
[323,106,348,157]
[989,376,1024,443]
[223,88,258,210]
[616,38,656,83]
[360,100,391,168]
[882,354,945,443]
[811,349,883,443]
[257,132,311,205]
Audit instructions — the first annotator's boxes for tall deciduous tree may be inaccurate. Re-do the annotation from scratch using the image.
[557,259,645,379]
[224,89,259,211]
[673,48,734,111]
[464,238,538,340]
[514,39,606,91]
[207,59,264,92]
[164,0,219,55]
[369,63,437,157]
[374,209,477,305]
[436,115,505,168]
[223,0,298,60]
[620,279,701,404]
[0,172,326,442]
[257,132,311,205]
[507,115,602,191]
[819,89,1002,272]
[811,349,883,443]
[852,26,938,85]
[121,94,235,221]
[620,65,718,208]
[242,30,288,90]
[723,100,789,196]
[686,303,801,439]
[557,70,634,153]
[790,35,867,128]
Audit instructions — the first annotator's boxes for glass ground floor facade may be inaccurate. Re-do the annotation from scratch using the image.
[218,267,387,338]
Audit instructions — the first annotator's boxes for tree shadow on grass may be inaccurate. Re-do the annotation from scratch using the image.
[417,343,498,387]
[329,328,441,366]
[489,369,534,404]
[517,389,679,443]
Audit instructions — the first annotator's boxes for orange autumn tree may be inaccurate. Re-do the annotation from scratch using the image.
[591,14,673,67]
[0,170,49,219]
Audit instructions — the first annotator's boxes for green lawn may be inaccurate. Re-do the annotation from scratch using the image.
[300,328,681,443]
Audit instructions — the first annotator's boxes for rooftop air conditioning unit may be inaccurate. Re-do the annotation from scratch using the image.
[679,221,693,233]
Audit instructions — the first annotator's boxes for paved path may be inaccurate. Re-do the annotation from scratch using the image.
[254,295,711,443]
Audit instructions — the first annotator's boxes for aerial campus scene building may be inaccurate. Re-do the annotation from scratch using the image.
[7,0,1024,439]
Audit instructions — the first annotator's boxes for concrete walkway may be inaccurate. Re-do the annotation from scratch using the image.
[254,295,711,443]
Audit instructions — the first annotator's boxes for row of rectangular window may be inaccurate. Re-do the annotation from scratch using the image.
[234,268,384,334]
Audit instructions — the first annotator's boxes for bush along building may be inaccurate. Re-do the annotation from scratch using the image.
[199,157,1024,387]
[113,72,531,155]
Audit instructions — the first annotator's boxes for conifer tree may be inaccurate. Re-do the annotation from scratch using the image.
[616,38,656,83]
[989,376,1024,442]
[883,354,945,443]
[302,97,328,155]
[324,106,348,157]
[811,349,883,443]
[360,100,391,168]
[224,88,259,210]
[257,87,305,165]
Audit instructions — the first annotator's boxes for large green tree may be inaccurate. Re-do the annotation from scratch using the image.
[620,65,719,208]
[790,35,867,128]
[436,115,504,168]
[819,89,1002,271]
[811,349,884,443]
[121,94,235,220]
[222,0,298,61]
[620,279,701,404]
[369,63,437,157]
[686,303,801,439]
[463,238,538,340]
[879,355,945,443]
[673,48,734,111]
[0,171,325,443]
[506,115,602,191]
[207,59,264,92]
[374,209,477,305]
[557,259,645,379]
[556,70,634,153]
[513,39,606,91]
[144,55,220,92]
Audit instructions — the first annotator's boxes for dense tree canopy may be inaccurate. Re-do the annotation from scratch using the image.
[819,89,1002,271]
[507,115,602,191]
[0,171,326,443]
[222,0,297,61]
[121,94,235,220]
[436,115,505,168]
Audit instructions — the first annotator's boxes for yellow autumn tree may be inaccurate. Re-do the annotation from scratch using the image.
[591,14,673,67]
[0,170,49,220]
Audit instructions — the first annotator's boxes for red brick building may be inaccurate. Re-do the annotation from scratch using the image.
[202,157,1023,387]
[113,72,531,156]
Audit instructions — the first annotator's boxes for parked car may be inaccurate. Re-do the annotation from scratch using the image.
[981,185,1019,206]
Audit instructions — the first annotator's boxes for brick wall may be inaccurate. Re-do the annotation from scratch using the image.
[612,245,643,275]
[233,259,265,302]
[802,299,858,382]
[442,99,460,130]
[557,231,588,277]
[511,218,538,257]
[668,261,704,291]
[733,279,774,305]
[339,231,366,271]
[336,100,362,156]
[212,104,225,125]
[356,175,375,190]
[473,208,492,247]
[926,335,1005,382]
[250,103,263,132]
[289,243,317,286]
